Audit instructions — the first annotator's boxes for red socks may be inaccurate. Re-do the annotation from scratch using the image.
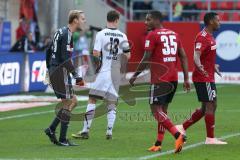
[205,113,215,138]
[157,122,165,142]
[182,108,215,138]
[183,108,204,130]
[162,118,178,137]
[157,110,167,142]
[154,111,178,138]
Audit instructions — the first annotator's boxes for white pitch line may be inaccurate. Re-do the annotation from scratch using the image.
[0,105,86,121]
[0,158,135,160]
[0,85,226,121]
[0,110,54,121]
[138,132,240,160]
[0,133,239,160]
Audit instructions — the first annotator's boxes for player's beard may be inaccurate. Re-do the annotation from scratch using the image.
[147,27,152,31]
[76,27,82,32]
[147,25,154,31]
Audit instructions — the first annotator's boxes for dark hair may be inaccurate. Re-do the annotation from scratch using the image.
[148,10,162,21]
[107,10,120,22]
[204,12,218,26]
[68,10,84,24]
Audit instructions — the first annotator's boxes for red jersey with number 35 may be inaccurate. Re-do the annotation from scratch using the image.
[192,29,216,82]
[144,28,183,84]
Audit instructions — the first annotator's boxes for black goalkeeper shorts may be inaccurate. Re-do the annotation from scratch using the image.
[49,66,74,99]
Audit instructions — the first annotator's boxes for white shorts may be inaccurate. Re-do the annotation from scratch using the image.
[88,71,120,102]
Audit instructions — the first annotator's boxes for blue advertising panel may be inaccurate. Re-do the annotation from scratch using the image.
[0,53,23,95]
[214,24,240,72]
[0,21,11,52]
[201,23,240,72]
[28,52,48,91]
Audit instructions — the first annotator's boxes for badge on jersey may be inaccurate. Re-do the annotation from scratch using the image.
[196,42,202,49]
[145,40,150,47]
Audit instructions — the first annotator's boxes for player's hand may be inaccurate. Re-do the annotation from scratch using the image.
[198,65,208,77]
[129,76,137,86]
[183,80,191,93]
[215,64,222,77]
[75,77,84,86]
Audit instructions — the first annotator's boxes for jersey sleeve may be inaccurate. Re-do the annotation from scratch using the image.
[122,34,130,53]
[144,32,156,51]
[93,32,102,52]
[195,36,208,53]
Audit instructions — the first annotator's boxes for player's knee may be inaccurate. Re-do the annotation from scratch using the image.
[153,111,167,122]
[61,99,72,109]
[107,104,117,113]
[205,102,215,114]
[86,103,96,112]
[200,106,206,114]
[162,105,168,113]
[71,96,78,107]
[57,108,71,123]
[88,97,97,104]
[201,102,208,113]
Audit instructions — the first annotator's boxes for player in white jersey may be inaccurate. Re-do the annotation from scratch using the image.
[72,10,130,140]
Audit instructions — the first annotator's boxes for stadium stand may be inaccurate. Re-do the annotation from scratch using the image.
[105,0,240,22]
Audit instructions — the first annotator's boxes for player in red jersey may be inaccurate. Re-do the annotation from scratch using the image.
[129,11,190,153]
[176,12,227,145]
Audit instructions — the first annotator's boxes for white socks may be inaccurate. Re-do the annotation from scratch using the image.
[82,103,96,133]
[107,104,117,134]
[82,103,117,135]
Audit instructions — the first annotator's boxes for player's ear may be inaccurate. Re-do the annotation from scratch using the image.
[209,19,214,25]
[74,18,79,24]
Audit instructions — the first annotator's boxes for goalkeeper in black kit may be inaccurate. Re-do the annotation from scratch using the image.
[44,10,86,146]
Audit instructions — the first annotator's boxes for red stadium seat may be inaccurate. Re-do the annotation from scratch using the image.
[197,2,218,10]
[236,1,240,9]
[199,12,206,21]
[196,2,208,10]
[211,2,218,10]
[232,12,240,21]
[218,12,229,21]
[219,2,234,10]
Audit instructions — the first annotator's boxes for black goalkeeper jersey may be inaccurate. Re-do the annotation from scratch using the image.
[46,26,75,73]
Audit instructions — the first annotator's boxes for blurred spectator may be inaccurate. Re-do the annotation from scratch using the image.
[37,36,51,51]
[152,0,170,21]
[173,2,183,21]
[73,29,90,66]
[19,0,40,43]
[133,0,152,20]
[24,32,37,52]
[16,17,29,41]
[182,2,198,21]
[10,32,37,52]
[73,30,89,56]
[19,0,35,21]
[73,29,93,79]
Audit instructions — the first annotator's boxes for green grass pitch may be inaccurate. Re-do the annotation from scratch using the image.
[0,84,239,160]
